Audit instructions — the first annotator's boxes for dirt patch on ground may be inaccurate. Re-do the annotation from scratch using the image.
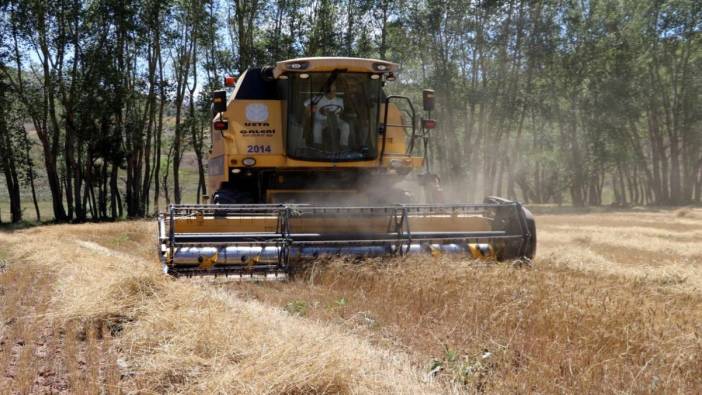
[0,259,120,394]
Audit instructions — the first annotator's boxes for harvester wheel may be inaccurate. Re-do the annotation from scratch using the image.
[368,188,413,204]
[213,189,255,204]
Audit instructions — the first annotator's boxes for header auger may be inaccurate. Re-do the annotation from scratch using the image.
[157,57,536,277]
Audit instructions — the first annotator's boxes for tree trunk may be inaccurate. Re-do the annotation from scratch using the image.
[0,123,22,223]
[25,141,41,222]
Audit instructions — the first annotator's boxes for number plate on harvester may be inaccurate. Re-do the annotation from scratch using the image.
[247,145,272,153]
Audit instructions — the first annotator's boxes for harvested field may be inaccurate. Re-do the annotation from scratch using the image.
[1,208,701,393]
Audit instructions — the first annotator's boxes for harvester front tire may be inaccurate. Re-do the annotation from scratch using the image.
[213,189,254,204]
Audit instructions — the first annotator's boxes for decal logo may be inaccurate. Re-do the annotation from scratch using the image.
[240,129,275,137]
[245,104,269,122]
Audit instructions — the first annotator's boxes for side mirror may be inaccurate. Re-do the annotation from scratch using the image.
[211,90,227,116]
[261,66,275,82]
[422,89,435,112]
[224,75,237,87]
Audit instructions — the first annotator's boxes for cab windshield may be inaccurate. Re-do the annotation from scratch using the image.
[286,72,381,161]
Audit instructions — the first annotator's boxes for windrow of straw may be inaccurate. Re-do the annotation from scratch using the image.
[0,224,440,394]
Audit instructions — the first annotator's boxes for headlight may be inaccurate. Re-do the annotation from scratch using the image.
[287,62,309,70]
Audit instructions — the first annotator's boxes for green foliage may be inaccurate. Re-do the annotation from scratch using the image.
[285,300,308,316]
[429,344,496,389]
[1,0,701,222]
[335,297,348,307]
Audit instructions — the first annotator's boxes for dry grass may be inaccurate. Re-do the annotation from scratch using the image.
[1,208,701,393]
[674,207,697,218]
[230,208,702,392]
[233,257,702,393]
[538,209,702,292]
[0,223,439,394]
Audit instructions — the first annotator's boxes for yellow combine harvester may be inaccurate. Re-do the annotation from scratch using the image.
[158,57,536,277]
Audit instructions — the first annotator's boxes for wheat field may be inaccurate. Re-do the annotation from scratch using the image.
[0,208,701,393]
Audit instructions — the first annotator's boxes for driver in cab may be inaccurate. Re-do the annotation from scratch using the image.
[305,82,351,147]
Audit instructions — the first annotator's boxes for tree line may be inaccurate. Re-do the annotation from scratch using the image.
[0,0,700,223]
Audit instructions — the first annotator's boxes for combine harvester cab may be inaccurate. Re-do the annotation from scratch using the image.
[157,57,536,277]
